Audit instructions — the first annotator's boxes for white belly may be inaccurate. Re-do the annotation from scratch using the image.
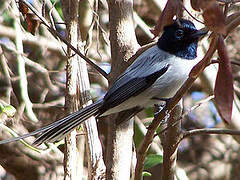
[101,47,199,116]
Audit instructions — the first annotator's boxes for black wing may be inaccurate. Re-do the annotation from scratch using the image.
[99,64,169,113]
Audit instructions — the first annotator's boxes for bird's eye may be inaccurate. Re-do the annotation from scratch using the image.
[175,29,184,39]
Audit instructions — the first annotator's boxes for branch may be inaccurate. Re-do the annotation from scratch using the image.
[19,0,108,79]
[0,24,64,53]
[160,104,182,180]
[106,0,140,179]
[32,97,64,109]
[231,60,240,67]
[45,0,65,30]
[0,49,12,103]
[133,11,154,39]
[226,12,240,35]
[182,128,240,140]
[0,41,59,91]
[60,0,106,179]
[13,2,38,122]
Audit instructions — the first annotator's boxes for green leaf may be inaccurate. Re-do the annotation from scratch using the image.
[0,103,4,111]
[1,105,16,117]
[145,107,154,117]
[144,154,163,169]
[142,171,152,177]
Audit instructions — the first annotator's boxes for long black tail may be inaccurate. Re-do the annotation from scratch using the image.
[0,100,103,146]
[33,99,103,145]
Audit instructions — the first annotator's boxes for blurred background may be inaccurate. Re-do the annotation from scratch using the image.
[0,0,240,179]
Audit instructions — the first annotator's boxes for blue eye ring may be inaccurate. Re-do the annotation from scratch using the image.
[175,29,184,39]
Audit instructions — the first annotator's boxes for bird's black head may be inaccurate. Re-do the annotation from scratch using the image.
[157,19,207,60]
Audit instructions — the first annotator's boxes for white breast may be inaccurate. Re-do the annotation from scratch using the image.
[101,46,199,116]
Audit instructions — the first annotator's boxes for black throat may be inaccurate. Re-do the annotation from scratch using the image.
[157,37,198,60]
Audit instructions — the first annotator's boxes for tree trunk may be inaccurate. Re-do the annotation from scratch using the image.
[106,0,139,179]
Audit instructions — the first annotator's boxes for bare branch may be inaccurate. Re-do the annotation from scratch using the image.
[0,41,59,91]
[32,97,64,108]
[231,60,240,67]
[13,1,38,122]
[133,11,154,39]
[0,48,12,103]
[0,24,65,53]
[160,104,182,180]
[60,0,106,179]
[182,128,240,140]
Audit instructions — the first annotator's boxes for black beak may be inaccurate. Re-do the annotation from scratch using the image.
[189,29,208,40]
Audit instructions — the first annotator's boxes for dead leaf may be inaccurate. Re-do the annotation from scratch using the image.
[214,35,233,124]
[25,13,41,35]
[18,0,29,16]
[151,0,182,38]
[202,3,226,35]
[191,0,226,34]
[18,0,40,35]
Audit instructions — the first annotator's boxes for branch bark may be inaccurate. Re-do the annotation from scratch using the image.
[106,0,139,179]
[160,103,182,180]
[13,1,38,122]
[61,0,105,179]
[60,0,82,179]
[182,128,240,140]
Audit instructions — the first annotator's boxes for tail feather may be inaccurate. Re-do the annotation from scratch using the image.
[33,99,103,145]
[49,106,99,141]
[0,117,68,145]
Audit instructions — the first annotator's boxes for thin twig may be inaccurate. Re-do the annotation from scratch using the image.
[45,0,65,29]
[133,11,154,39]
[0,24,64,52]
[32,97,64,108]
[154,95,215,138]
[48,1,68,57]
[226,13,240,36]
[182,95,215,117]
[182,128,240,140]
[231,60,240,67]
[208,58,240,67]
[180,1,204,24]
[0,123,41,153]
[154,117,182,138]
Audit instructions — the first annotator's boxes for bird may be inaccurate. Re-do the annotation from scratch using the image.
[0,19,207,146]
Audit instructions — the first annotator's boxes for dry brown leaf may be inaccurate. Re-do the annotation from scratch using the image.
[214,36,233,124]
[202,4,226,35]
[18,0,40,35]
[151,0,182,38]
[18,0,29,16]
[25,13,41,35]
